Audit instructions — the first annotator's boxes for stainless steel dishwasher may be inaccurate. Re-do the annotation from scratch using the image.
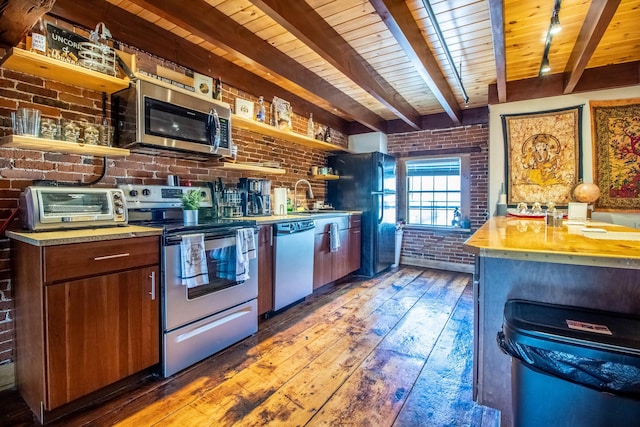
[273,219,315,311]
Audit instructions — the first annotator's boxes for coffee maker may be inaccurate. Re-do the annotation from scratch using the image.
[238,178,271,216]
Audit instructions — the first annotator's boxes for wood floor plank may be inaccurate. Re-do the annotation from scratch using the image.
[114,268,426,426]
[1,267,499,427]
[304,272,470,426]
[393,276,499,427]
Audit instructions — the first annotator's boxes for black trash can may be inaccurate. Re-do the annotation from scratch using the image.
[498,299,640,427]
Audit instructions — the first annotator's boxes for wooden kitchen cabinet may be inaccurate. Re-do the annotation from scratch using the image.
[257,224,274,315]
[12,236,160,422]
[312,215,360,289]
[348,215,362,273]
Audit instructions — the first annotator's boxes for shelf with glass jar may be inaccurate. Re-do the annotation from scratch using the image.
[0,134,130,156]
[0,48,130,94]
[232,114,352,153]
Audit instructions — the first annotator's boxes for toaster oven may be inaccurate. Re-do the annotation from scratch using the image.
[20,186,128,231]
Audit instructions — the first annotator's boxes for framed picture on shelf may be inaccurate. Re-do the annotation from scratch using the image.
[501,105,583,206]
[194,73,213,97]
[271,96,292,131]
[234,98,254,119]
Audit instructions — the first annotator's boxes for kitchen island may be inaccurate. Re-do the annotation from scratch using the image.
[463,216,640,427]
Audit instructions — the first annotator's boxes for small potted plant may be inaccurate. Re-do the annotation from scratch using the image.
[181,188,204,225]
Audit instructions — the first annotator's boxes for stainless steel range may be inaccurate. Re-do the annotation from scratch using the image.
[121,184,258,377]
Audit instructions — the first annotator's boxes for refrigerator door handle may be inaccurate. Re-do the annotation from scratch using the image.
[377,161,384,192]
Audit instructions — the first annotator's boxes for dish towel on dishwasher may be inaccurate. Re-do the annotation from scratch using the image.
[236,228,256,281]
[181,233,209,288]
[330,222,341,252]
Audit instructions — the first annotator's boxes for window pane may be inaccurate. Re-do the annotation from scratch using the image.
[405,157,462,227]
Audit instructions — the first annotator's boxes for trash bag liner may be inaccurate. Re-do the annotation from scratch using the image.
[498,299,640,398]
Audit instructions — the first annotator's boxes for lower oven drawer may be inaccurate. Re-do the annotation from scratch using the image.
[163,298,257,377]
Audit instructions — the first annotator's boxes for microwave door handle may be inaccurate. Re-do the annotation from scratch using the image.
[206,109,215,148]
[213,108,221,151]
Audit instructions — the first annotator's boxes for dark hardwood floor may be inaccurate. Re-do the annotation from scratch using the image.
[1,266,500,426]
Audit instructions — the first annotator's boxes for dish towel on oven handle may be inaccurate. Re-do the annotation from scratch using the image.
[180,233,209,288]
[236,228,256,281]
[330,222,341,252]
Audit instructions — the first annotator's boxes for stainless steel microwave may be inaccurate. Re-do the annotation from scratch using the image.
[111,75,232,159]
[20,186,127,231]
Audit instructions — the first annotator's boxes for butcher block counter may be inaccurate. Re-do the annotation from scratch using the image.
[463,217,640,427]
[6,224,163,246]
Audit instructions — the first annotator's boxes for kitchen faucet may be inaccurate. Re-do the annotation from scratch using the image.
[293,179,314,211]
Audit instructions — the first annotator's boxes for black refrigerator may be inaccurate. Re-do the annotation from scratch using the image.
[328,152,396,277]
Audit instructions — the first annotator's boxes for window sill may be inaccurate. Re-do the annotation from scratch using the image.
[403,224,472,233]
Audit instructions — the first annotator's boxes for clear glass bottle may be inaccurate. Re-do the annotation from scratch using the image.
[256,96,266,122]
[307,113,314,138]
[27,17,47,56]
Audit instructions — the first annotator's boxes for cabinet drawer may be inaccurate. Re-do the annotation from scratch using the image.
[349,214,361,228]
[44,236,160,283]
[314,216,349,233]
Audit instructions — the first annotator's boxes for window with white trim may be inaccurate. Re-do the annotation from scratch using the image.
[403,156,470,227]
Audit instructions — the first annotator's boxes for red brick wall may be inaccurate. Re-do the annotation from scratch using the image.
[0,48,345,367]
[387,125,489,268]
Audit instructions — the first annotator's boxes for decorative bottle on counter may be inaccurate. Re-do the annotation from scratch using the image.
[27,17,47,56]
[256,96,266,122]
[307,113,314,137]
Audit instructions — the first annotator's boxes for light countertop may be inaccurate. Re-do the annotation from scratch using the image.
[241,210,362,224]
[6,225,163,246]
[463,216,640,268]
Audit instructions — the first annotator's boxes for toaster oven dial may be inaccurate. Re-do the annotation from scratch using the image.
[129,189,138,197]
[142,188,151,196]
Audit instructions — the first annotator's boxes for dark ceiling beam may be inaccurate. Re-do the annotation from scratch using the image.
[488,61,640,104]
[48,0,349,133]
[0,0,55,48]
[369,0,461,125]
[124,0,386,133]
[563,0,621,94]
[487,0,507,103]
[251,0,422,130]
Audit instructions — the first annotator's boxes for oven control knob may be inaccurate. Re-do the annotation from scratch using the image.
[116,207,125,215]
[129,190,138,197]
[142,188,151,196]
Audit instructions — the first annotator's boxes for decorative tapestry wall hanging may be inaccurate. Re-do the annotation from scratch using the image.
[590,98,640,212]
[501,105,583,205]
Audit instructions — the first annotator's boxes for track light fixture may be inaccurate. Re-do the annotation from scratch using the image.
[540,57,551,74]
[550,10,561,35]
[539,0,562,76]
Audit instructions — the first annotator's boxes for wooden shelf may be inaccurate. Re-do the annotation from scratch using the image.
[1,135,130,156]
[232,114,352,153]
[0,48,130,94]
[210,161,286,175]
[310,174,339,180]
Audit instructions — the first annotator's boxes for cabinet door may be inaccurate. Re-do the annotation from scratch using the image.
[313,232,333,289]
[45,266,159,409]
[332,229,351,280]
[257,225,274,315]
[348,227,361,273]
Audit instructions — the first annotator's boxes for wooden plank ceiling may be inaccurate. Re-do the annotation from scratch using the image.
[39,0,640,134]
